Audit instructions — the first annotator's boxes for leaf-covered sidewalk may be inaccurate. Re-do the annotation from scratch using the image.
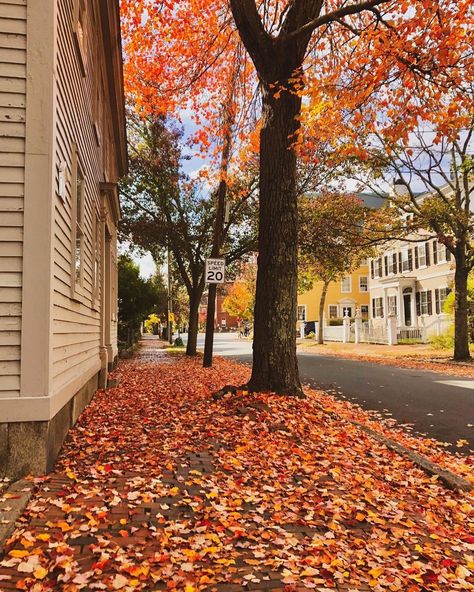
[1,342,473,591]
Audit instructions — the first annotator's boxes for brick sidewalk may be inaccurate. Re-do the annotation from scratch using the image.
[0,342,473,591]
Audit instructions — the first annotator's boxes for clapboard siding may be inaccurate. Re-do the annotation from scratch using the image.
[0,0,25,397]
[52,0,109,391]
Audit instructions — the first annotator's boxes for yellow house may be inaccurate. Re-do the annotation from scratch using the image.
[297,262,370,327]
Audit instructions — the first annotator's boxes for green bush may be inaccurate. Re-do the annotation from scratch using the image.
[430,326,455,350]
[328,318,343,326]
[305,332,315,339]
[174,336,184,347]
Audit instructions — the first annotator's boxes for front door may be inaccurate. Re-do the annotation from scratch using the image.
[403,294,412,326]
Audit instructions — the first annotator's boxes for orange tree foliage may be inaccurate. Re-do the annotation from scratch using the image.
[121,0,473,394]
[222,262,257,321]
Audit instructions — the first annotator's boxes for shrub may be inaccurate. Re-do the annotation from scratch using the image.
[174,336,184,347]
[430,326,455,350]
[305,332,315,339]
[328,318,343,326]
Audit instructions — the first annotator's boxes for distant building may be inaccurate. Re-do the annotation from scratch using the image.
[297,263,371,330]
[369,237,453,334]
[0,0,127,477]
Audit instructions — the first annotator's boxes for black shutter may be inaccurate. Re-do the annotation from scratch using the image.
[416,292,421,316]
[425,242,430,266]
[398,252,402,272]
[384,256,388,276]
[414,247,419,269]
[446,247,452,261]
[372,299,376,317]
[433,240,438,264]
[378,258,382,277]
[408,249,413,271]
[435,289,440,314]
[427,290,433,315]
[370,260,374,279]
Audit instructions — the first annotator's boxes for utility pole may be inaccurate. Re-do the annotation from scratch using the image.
[203,56,240,368]
[167,247,173,344]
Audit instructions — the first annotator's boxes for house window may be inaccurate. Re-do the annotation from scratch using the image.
[387,252,395,275]
[416,290,433,316]
[361,304,369,318]
[375,258,383,278]
[401,248,412,272]
[359,258,368,266]
[435,287,451,314]
[372,297,384,318]
[73,0,87,76]
[297,305,306,321]
[359,276,368,292]
[93,209,101,302]
[388,295,397,316]
[341,276,351,293]
[72,148,85,287]
[417,243,427,267]
[328,305,338,319]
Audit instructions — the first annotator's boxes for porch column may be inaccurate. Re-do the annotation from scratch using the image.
[411,286,418,328]
[397,284,404,326]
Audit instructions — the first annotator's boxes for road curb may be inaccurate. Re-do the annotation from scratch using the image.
[312,401,472,493]
[352,420,473,493]
[0,479,34,550]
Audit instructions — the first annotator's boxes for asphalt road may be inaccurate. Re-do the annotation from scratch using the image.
[189,333,474,451]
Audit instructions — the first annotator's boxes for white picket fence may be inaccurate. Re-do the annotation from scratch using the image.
[308,315,453,345]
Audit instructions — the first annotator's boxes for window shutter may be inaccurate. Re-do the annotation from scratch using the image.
[393,253,397,274]
[435,289,440,314]
[408,249,413,271]
[414,247,419,269]
[427,290,433,315]
[378,258,382,277]
[384,256,388,276]
[425,242,430,266]
[416,292,421,316]
[372,299,376,318]
[398,252,402,271]
[370,260,374,279]
[446,247,452,261]
[433,240,438,264]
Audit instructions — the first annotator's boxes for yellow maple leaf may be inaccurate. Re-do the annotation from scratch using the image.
[33,567,48,580]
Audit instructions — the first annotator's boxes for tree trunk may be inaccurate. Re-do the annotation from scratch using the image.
[186,287,203,356]
[318,280,330,345]
[453,253,470,360]
[248,84,303,396]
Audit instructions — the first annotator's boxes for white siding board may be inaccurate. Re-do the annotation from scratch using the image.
[0,0,24,397]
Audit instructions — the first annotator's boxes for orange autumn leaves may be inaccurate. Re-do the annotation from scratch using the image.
[121,1,473,170]
[1,354,473,591]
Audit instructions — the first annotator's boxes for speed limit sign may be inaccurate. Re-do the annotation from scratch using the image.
[205,258,226,284]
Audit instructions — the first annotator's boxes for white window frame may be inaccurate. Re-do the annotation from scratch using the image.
[360,304,369,317]
[388,295,397,316]
[401,248,410,272]
[73,0,87,76]
[387,251,395,275]
[417,243,427,268]
[341,276,351,293]
[374,297,384,318]
[359,276,368,292]
[328,305,338,319]
[420,291,430,316]
[437,242,447,264]
[72,146,86,293]
[297,305,306,321]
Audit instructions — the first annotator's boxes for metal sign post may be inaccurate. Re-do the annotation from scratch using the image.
[203,258,226,367]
